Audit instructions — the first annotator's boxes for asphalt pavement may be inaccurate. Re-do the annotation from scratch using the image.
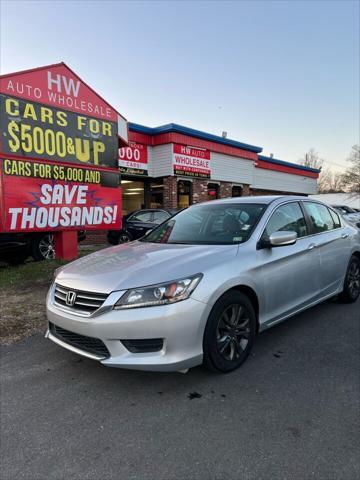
[1,299,359,480]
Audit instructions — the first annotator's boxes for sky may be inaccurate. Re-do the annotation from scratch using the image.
[1,0,359,172]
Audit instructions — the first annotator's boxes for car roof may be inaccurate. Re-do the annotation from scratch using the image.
[196,195,308,206]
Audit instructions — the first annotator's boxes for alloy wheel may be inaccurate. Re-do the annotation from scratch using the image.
[39,235,55,260]
[348,261,360,298]
[216,304,251,361]
[119,233,131,243]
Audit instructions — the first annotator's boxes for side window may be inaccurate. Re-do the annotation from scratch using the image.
[329,208,341,228]
[129,211,153,222]
[265,202,308,239]
[152,211,170,224]
[303,202,335,233]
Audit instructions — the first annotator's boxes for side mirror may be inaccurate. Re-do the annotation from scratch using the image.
[269,231,297,247]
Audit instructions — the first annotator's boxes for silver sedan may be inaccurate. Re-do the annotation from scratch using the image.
[46,196,360,373]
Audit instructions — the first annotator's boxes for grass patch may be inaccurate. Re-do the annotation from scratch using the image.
[0,246,101,289]
[0,245,105,344]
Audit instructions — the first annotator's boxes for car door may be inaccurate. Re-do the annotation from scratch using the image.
[257,201,322,325]
[302,201,351,296]
[126,210,155,239]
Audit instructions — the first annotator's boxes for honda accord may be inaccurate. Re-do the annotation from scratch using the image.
[46,196,360,373]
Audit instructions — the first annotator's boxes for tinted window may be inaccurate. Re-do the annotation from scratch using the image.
[265,202,308,238]
[303,202,335,233]
[129,211,152,222]
[329,209,341,228]
[142,203,266,245]
[152,211,170,224]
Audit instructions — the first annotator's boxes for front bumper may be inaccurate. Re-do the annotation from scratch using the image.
[45,284,209,372]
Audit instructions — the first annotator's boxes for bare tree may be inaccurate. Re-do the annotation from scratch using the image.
[342,145,360,193]
[299,148,324,170]
[318,167,345,193]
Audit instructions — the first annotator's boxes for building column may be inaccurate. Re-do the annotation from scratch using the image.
[192,179,208,204]
[219,182,232,198]
[163,176,178,209]
[242,184,250,196]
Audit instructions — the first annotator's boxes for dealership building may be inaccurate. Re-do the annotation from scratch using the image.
[118,122,320,216]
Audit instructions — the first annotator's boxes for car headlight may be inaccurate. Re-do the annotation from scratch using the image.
[114,274,203,309]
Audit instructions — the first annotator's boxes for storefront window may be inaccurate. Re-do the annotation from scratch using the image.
[178,180,192,209]
[232,185,243,197]
[149,180,164,209]
[207,183,219,200]
[121,179,145,215]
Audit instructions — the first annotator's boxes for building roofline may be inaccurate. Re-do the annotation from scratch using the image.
[129,122,263,154]
[258,155,321,174]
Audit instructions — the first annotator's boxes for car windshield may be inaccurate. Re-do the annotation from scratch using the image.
[141,203,266,245]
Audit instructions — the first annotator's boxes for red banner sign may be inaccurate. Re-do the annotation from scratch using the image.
[0,158,121,232]
[0,63,126,234]
[172,143,211,178]
[119,142,148,176]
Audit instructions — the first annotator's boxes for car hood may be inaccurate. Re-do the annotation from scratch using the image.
[56,241,238,293]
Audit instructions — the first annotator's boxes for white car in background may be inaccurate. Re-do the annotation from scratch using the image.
[332,205,360,228]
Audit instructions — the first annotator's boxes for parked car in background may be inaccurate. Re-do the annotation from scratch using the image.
[331,205,360,228]
[47,196,360,373]
[0,231,86,265]
[107,208,178,244]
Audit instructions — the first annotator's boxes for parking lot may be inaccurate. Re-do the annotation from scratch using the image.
[1,298,359,480]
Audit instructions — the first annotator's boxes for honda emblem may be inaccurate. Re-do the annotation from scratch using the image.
[65,291,77,307]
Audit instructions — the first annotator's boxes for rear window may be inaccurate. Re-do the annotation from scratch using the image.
[303,202,335,233]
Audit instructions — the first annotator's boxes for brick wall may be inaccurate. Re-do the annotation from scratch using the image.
[192,179,208,204]
[83,231,108,245]
[163,176,178,209]
[219,182,232,198]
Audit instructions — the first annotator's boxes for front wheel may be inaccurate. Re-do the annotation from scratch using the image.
[31,234,55,261]
[340,255,360,303]
[203,291,256,373]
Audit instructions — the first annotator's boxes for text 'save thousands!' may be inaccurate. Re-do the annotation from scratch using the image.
[1,158,121,232]
[172,144,211,178]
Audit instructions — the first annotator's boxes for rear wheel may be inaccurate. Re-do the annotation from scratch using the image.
[340,255,360,303]
[118,231,132,243]
[203,291,256,373]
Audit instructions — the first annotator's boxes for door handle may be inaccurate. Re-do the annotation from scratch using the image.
[341,233,349,239]
[308,243,317,250]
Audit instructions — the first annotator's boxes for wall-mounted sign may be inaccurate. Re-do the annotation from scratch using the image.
[172,144,211,178]
[0,157,121,232]
[0,63,127,234]
[119,142,148,176]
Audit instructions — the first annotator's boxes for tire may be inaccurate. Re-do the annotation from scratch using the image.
[31,234,55,261]
[339,255,360,303]
[203,290,256,373]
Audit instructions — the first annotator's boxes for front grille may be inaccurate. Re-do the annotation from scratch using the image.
[122,338,164,353]
[54,284,108,314]
[49,322,110,358]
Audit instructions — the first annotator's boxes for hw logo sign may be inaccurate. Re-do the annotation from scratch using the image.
[47,71,80,97]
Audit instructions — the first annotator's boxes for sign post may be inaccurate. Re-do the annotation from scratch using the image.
[0,62,128,260]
